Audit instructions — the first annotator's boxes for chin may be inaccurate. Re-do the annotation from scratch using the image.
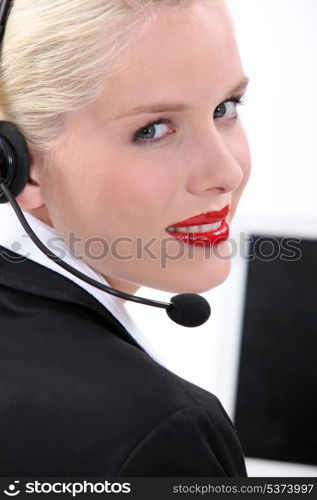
[155,254,232,295]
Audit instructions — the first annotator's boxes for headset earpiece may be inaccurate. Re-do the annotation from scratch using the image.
[0,120,30,203]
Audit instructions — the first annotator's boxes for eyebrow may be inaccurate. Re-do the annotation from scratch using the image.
[115,76,250,119]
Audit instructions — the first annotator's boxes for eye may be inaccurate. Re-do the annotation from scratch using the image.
[133,117,173,146]
[214,94,246,120]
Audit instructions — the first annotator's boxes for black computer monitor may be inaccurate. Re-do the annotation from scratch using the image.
[234,234,317,466]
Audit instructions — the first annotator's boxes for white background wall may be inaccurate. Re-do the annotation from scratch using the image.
[126,0,317,476]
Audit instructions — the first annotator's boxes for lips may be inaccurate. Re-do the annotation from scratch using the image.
[166,205,230,229]
[165,204,230,247]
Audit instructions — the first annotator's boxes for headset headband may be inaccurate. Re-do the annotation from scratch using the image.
[0,0,13,44]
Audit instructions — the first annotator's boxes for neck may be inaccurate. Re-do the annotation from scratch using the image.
[103,276,141,302]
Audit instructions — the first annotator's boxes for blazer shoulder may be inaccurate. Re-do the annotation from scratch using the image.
[116,403,247,477]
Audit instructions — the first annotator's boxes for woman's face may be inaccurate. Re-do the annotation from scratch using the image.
[31,2,251,296]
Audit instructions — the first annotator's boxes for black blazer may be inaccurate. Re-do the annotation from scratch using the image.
[0,245,247,477]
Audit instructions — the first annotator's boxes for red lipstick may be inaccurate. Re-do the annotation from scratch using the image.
[166,205,230,247]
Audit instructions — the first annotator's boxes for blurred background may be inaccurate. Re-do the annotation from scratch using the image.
[126,0,317,477]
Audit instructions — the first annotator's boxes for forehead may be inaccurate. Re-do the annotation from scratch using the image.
[95,3,244,117]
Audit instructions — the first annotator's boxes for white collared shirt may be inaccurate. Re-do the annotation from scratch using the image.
[0,203,167,368]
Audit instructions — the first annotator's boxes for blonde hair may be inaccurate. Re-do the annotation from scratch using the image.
[0,0,227,157]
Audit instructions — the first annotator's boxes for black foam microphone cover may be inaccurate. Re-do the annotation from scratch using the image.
[166,293,211,327]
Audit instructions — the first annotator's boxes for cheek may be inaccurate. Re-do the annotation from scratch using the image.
[232,130,252,206]
[92,164,176,233]
[236,125,251,181]
[43,142,177,241]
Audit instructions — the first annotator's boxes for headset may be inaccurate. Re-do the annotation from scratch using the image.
[0,0,211,327]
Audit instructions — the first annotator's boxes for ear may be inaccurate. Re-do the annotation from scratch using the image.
[15,146,46,210]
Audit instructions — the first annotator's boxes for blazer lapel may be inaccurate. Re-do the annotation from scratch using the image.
[0,245,147,353]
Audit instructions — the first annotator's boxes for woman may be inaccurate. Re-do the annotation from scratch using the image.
[0,0,251,476]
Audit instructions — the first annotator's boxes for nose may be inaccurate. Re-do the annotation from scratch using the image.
[185,123,244,196]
